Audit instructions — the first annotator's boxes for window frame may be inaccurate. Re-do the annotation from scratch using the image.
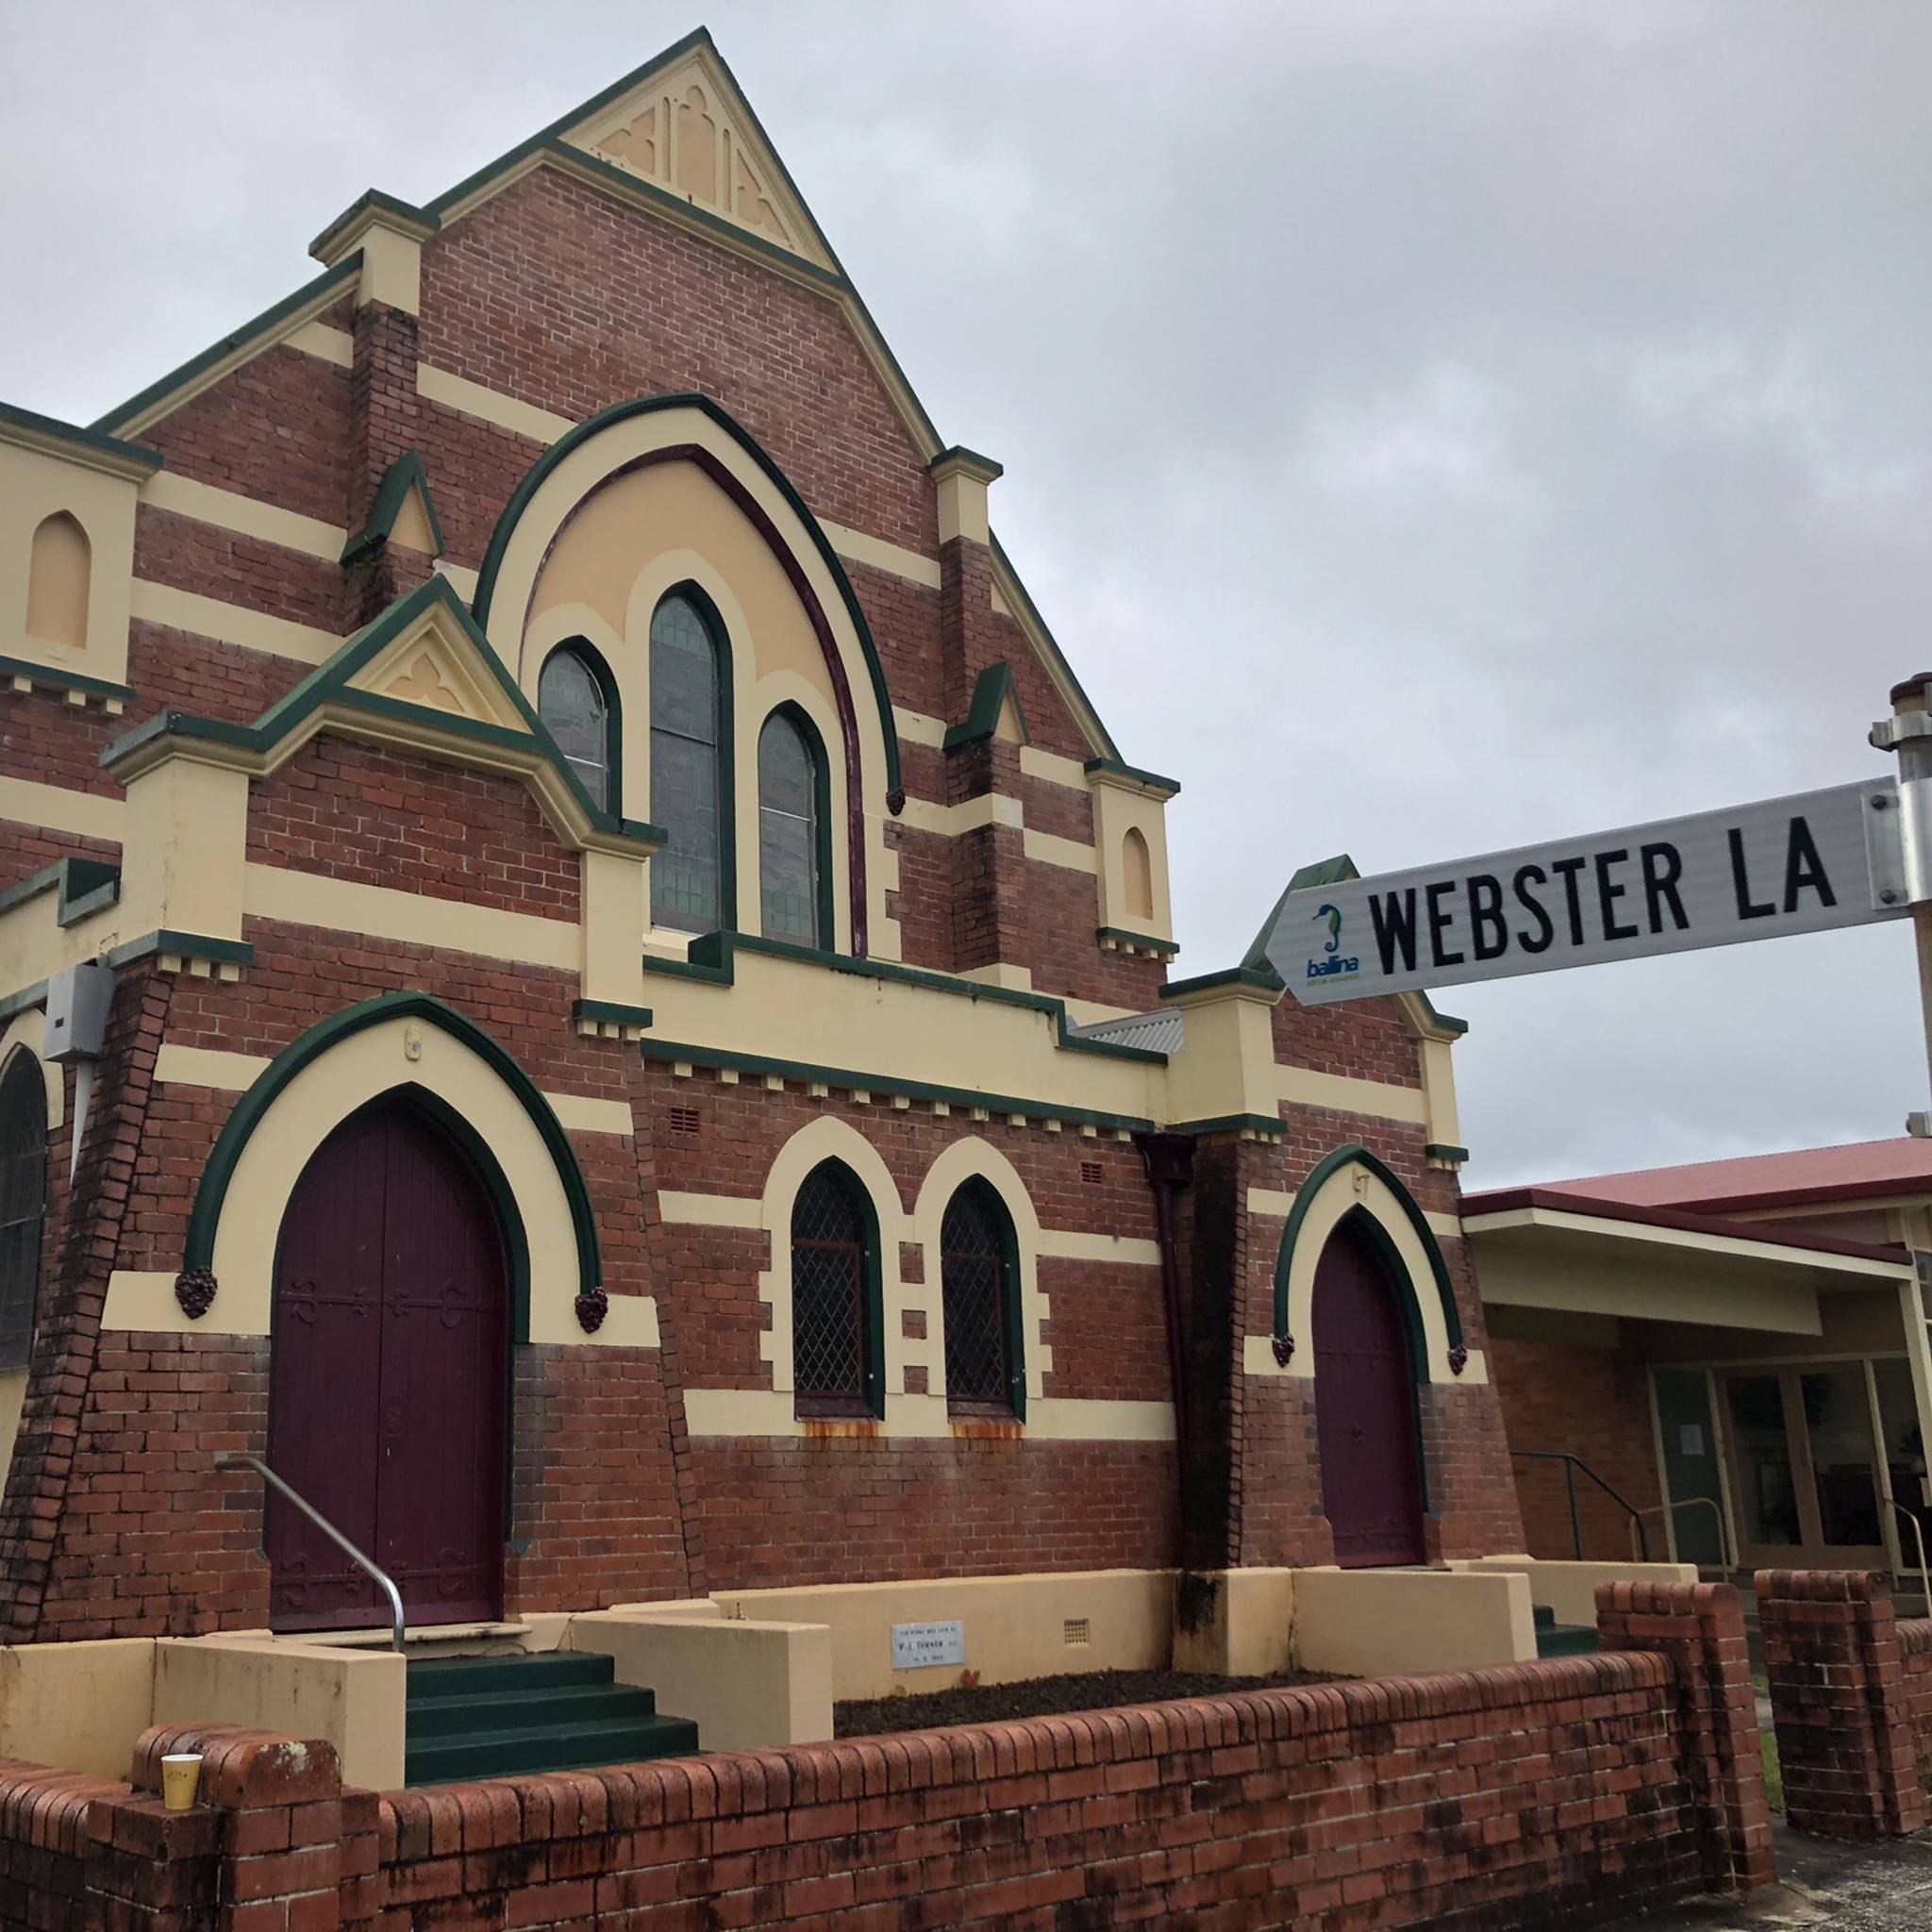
[939,1177,1026,1421]
[648,586,736,935]
[790,1158,885,1421]
[756,703,835,950]
[0,1049,49,1375]
[537,638,622,815]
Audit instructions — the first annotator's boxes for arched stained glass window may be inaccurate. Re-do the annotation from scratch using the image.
[0,1053,47,1374]
[650,593,726,931]
[941,1181,1023,1417]
[538,643,615,810]
[758,708,826,946]
[791,1161,879,1417]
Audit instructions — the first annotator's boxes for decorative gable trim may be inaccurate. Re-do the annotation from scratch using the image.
[944,662,1031,753]
[341,451,446,564]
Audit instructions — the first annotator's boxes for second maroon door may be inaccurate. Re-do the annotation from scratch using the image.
[1312,1216,1427,1568]
[267,1101,508,1630]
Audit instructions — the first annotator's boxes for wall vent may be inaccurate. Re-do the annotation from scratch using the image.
[668,1105,701,1136]
[1079,1160,1104,1186]
[1062,1617,1091,1646]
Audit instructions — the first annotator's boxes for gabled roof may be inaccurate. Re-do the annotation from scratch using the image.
[1521,1138,1932,1219]
[341,451,444,564]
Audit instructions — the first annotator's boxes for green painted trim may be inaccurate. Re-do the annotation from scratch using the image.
[638,928,1167,1065]
[308,190,441,260]
[572,998,654,1030]
[1271,1142,1464,1363]
[640,1036,1157,1136]
[1161,964,1283,1001]
[928,443,1004,481]
[942,662,1029,753]
[1170,1113,1288,1140]
[341,452,446,565]
[470,391,904,801]
[183,991,602,1321]
[92,255,362,435]
[1243,855,1469,1036]
[0,982,48,1025]
[1095,925,1179,957]
[1424,1143,1470,1164]
[756,701,836,949]
[988,535,1119,763]
[100,576,664,855]
[0,656,137,704]
[55,859,121,929]
[105,931,253,970]
[0,400,162,474]
[0,868,61,921]
[1083,757,1180,799]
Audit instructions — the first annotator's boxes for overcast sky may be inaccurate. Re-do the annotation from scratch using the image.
[3,1,1925,1187]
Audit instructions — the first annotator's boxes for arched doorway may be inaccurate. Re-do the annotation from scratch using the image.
[267,1099,509,1630]
[1313,1214,1426,1567]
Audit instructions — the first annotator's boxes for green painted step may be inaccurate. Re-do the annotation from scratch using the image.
[404,1653,699,1786]
[1532,1606,1599,1658]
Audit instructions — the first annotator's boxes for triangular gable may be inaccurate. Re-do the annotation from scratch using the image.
[341,451,446,564]
[102,575,660,858]
[560,38,835,272]
[943,662,1031,753]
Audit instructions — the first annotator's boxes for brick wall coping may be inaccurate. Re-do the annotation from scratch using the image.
[1902,1619,1932,1657]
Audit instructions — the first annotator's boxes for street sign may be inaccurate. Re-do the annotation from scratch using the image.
[1265,778,1906,1004]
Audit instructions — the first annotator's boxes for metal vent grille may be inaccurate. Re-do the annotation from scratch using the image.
[1080,1160,1104,1186]
[941,1186,1010,1408]
[792,1165,867,1402]
[1063,1618,1091,1646]
[667,1105,701,1137]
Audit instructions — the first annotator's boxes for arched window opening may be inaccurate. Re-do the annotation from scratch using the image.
[758,708,827,947]
[1123,826,1155,922]
[0,1053,48,1373]
[941,1180,1022,1417]
[650,592,726,931]
[25,512,90,650]
[538,642,616,811]
[791,1160,879,1417]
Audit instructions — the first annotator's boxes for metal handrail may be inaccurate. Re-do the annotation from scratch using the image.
[1511,1450,1650,1561]
[1629,1497,1734,1572]
[1891,1498,1932,1616]
[214,1453,405,1654]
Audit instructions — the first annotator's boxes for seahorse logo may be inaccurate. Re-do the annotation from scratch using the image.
[1315,904,1342,955]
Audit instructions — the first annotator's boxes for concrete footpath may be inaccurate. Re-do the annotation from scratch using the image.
[1606,1828,1932,1929]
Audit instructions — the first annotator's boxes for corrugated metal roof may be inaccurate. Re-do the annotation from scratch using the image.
[1072,1008,1185,1056]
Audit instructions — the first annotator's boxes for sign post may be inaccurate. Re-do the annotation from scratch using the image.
[1872,674,1932,1132]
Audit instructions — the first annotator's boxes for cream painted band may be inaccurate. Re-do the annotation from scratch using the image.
[658,1191,764,1228]
[891,708,945,750]
[681,1388,1174,1441]
[417,363,575,446]
[895,792,1023,839]
[153,1041,633,1136]
[0,776,125,842]
[1246,1184,1460,1243]
[436,561,480,602]
[142,473,347,562]
[242,864,580,970]
[1276,1065,1429,1127]
[817,520,941,591]
[1018,745,1090,792]
[100,1269,659,1347]
[1036,1230,1161,1267]
[286,323,355,368]
[131,579,340,664]
[1024,829,1099,875]
[1247,1160,1485,1387]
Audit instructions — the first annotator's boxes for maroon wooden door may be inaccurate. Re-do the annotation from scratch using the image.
[267,1102,508,1630]
[1312,1217,1427,1567]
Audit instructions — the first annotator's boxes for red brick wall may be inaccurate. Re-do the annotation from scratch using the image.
[1491,1335,1664,1559]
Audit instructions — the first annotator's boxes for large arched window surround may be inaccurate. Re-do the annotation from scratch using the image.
[1258,1144,1480,1389]
[104,994,650,1351]
[537,638,621,814]
[909,1140,1048,1419]
[477,395,900,958]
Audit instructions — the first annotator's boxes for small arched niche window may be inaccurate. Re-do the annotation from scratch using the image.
[538,641,617,811]
[791,1160,881,1418]
[650,592,728,932]
[0,1052,48,1374]
[941,1180,1024,1419]
[758,708,829,948]
[25,512,90,651]
[1123,826,1155,922]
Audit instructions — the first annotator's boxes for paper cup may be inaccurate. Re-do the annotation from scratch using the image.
[160,1753,202,1812]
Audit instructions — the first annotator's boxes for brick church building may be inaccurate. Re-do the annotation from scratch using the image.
[0,28,1525,1645]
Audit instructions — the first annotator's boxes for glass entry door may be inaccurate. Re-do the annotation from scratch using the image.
[1720,1367,1888,1570]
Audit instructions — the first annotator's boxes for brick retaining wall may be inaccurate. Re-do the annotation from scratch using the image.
[0,1582,1773,1930]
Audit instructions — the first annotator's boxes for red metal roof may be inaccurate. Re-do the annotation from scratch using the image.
[1472,1138,1932,1220]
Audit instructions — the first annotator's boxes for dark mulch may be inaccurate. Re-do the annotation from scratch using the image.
[835,1666,1339,1739]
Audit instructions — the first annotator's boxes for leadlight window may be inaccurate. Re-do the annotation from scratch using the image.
[538,644,613,809]
[649,593,724,931]
[0,1054,47,1374]
[941,1181,1021,1416]
[791,1162,876,1416]
[758,709,824,946]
